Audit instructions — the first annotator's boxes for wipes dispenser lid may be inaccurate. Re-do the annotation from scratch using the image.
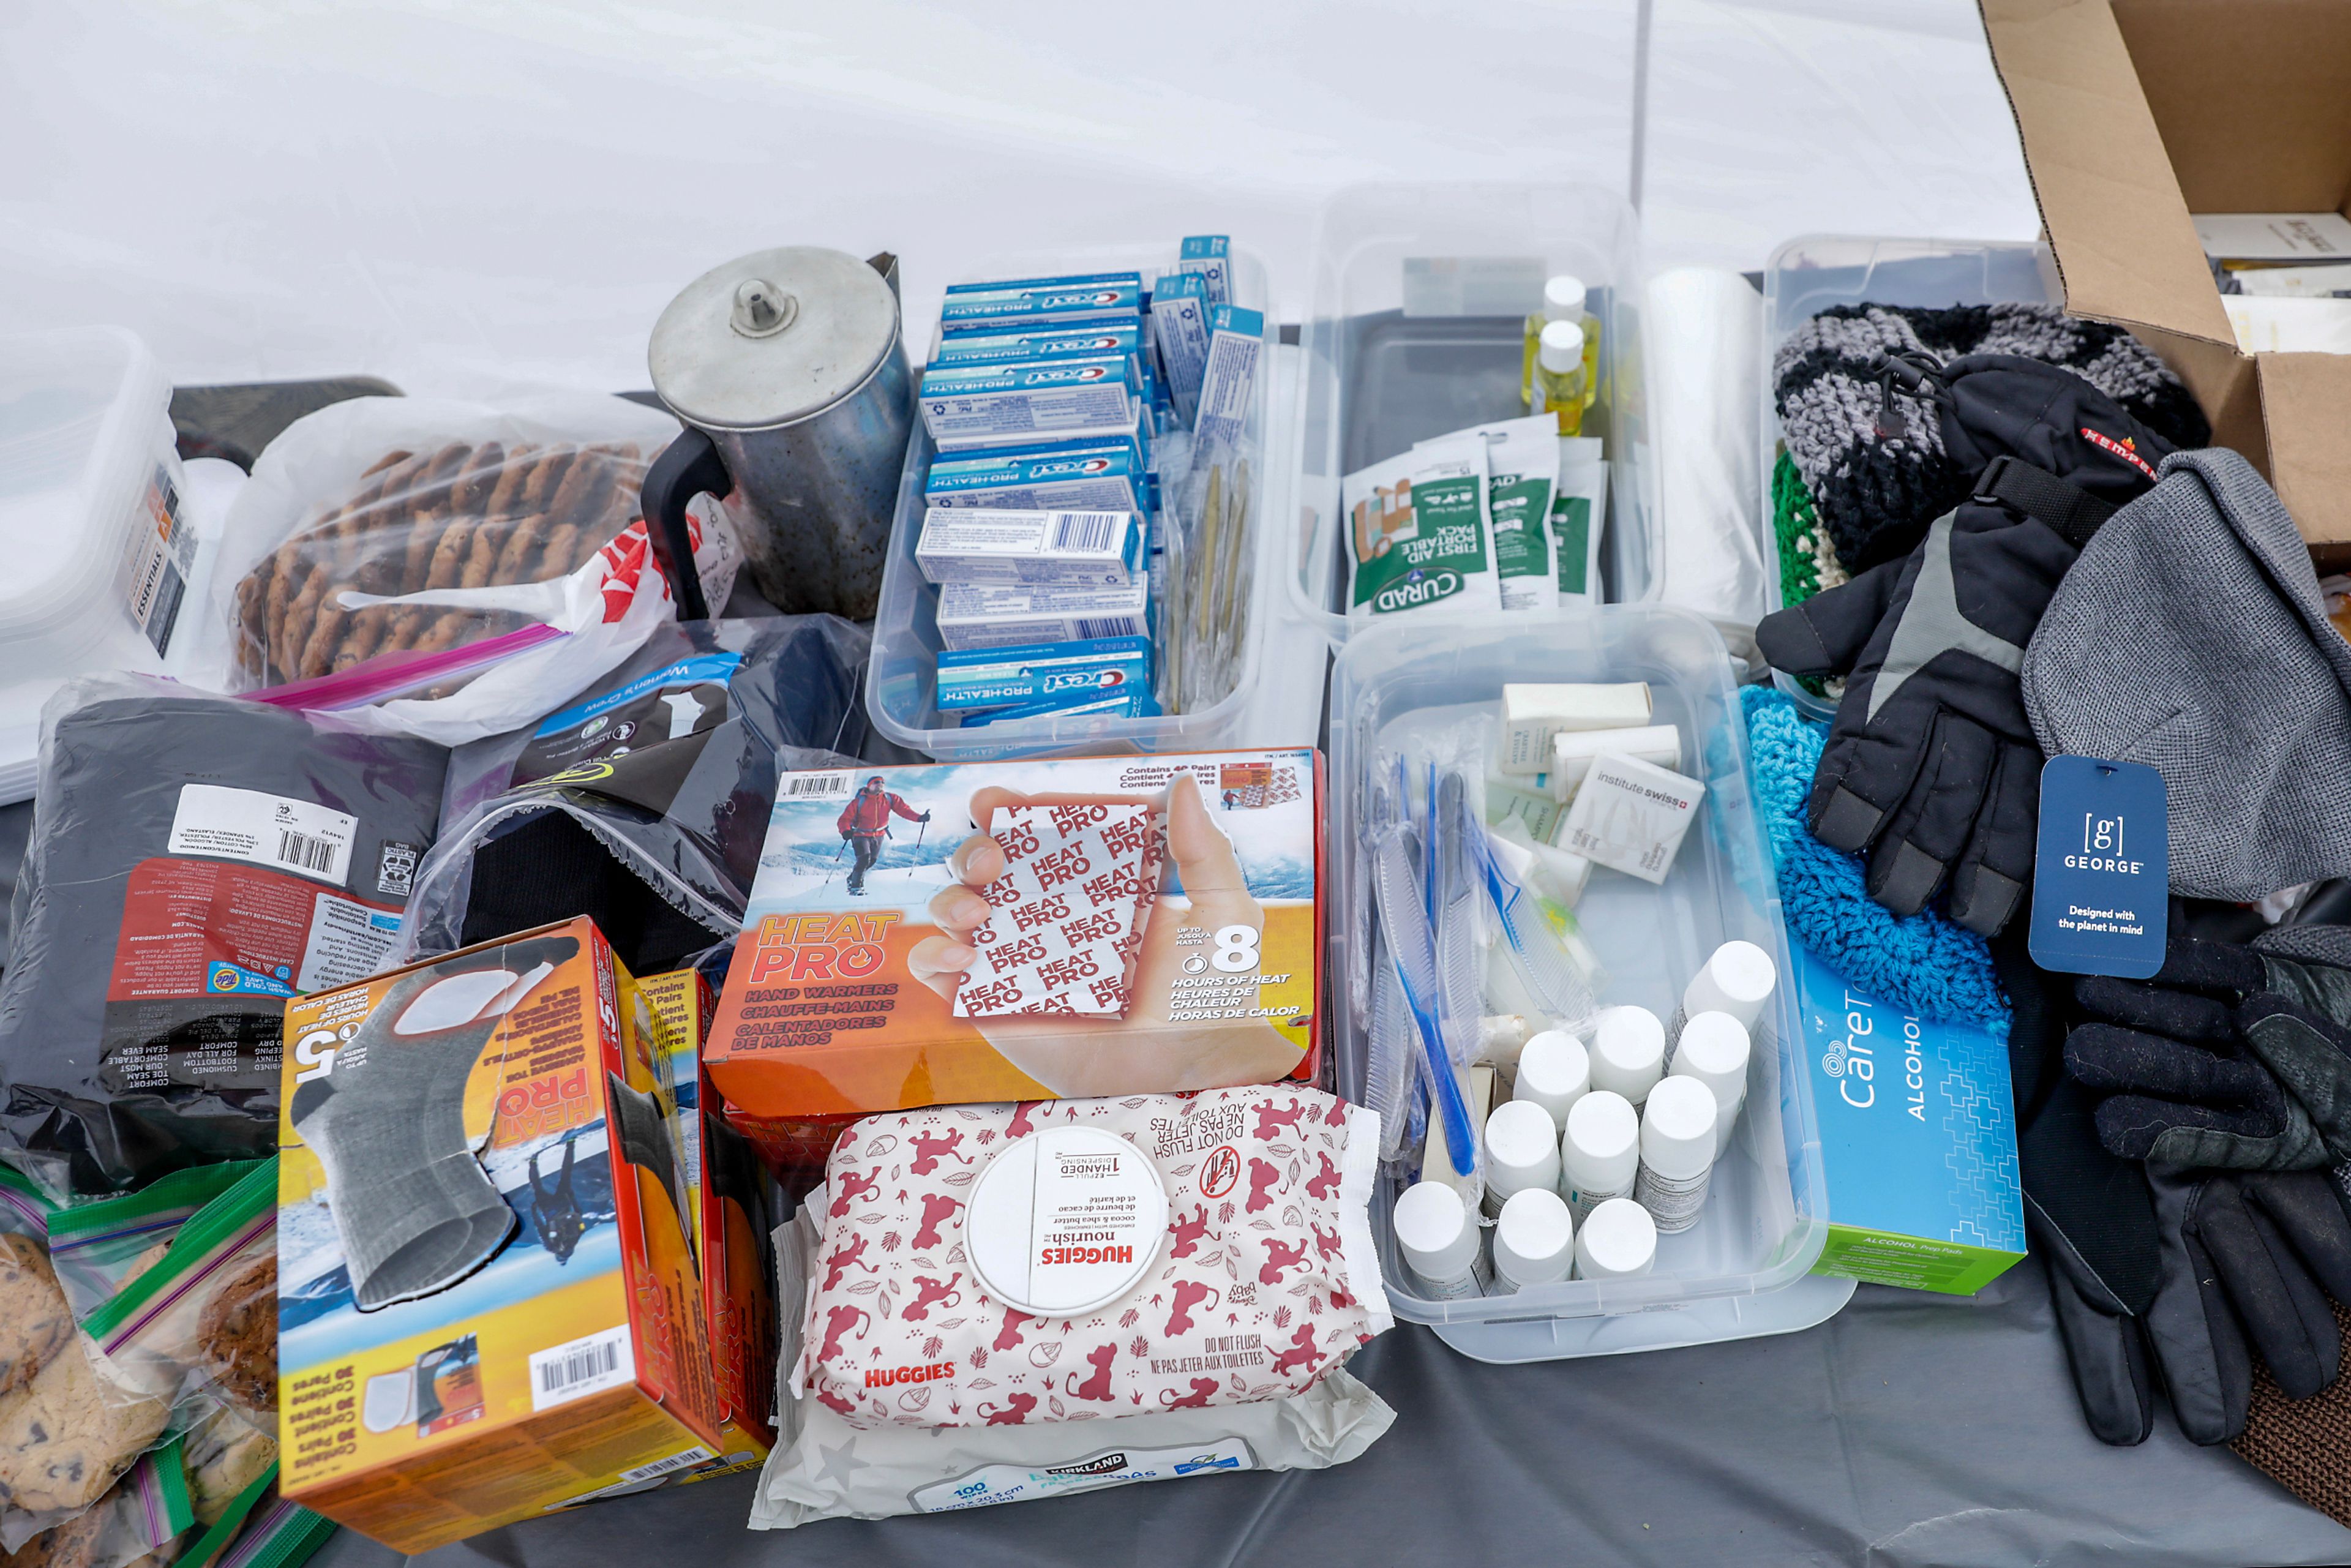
[647,246,901,432]
[966,1125,1168,1319]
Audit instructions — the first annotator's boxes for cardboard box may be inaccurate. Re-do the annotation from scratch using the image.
[638,967,779,1465]
[1979,0,2351,563]
[705,751,1323,1120]
[274,918,727,1553]
[1791,945,2027,1296]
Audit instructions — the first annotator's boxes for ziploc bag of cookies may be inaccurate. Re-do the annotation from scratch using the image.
[954,800,1165,1019]
[789,1087,1390,1429]
[705,751,1327,1120]
[210,392,738,689]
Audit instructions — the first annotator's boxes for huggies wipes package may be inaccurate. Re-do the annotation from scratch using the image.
[704,751,1323,1120]
[1342,437,1499,621]
[752,1086,1395,1526]
[272,918,729,1553]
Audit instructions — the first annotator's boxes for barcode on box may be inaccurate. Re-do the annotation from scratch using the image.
[1075,617,1138,640]
[617,1446,715,1484]
[784,773,853,798]
[277,830,339,876]
[529,1326,634,1409]
[1051,513,1120,553]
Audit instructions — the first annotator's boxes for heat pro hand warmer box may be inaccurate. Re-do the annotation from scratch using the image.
[705,751,1324,1119]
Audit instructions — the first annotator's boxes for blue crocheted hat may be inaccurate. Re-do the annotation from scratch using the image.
[1742,683,2010,1033]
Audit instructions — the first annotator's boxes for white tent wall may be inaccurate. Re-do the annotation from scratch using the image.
[2,0,2028,397]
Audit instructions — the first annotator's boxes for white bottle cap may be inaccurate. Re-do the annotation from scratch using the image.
[1395,1179,1481,1283]
[1562,1089,1640,1193]
[1575,1197,1658,1279]
[1641,1073,1717,1181]
[1673,1011,1750,1108]
[1539,319,1586,373]
[1589,1005,1665,1104]
[1543,274,1588,321]
[1513,1030,1591,1130]
[1682,940,1777,1033]
[1493,1187,1575,1288]
[1483,1099,1562,1201]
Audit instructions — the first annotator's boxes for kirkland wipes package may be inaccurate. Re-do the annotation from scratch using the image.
[1342,438,1499,622]
[1418,417,1558,613]
[1791,946,2026,1295]
[704,750,1323,1120]
[273,918,728,1552]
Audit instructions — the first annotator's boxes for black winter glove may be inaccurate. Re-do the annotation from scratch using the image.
[2000,929,2351,1445]
[1757,467,2090,936]
[2068,930,2351,1171]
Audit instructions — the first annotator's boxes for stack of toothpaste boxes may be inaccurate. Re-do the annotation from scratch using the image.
[913,237,1263,729]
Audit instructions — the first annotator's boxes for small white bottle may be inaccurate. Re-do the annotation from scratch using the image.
[1672,1010,1752,1158]
[1493,1188,1577,1291]
[1521,274,1594,408]
[1635,1075,1719,1234]
[1666,940,1779,1062]
[1589,1005,1665,1105]
[1480,1099,1563,1220]
[1533,321,1590,436]
[1575,1196,1658,1280]
[1512,1029,1591,1132]
[1393,1180,1491,1299]
[1561,1089,1640,1224]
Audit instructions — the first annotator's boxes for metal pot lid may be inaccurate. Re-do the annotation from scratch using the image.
[647,246,900,432]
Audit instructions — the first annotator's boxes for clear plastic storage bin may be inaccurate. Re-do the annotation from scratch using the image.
[1291,182,1653,647]
[864,242,1290,762]
[1758,236,2060,718]
[1329,607,1837,1362]
[0,326,188,803]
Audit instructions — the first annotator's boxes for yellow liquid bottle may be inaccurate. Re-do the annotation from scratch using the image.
[1522,275,1601,410]
[1533,320,1589,435]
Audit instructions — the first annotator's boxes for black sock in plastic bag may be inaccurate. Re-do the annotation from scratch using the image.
[0,677,449,1198]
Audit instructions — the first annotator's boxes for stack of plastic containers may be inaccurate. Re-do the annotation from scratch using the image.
[0,326,190,803]
[1329,607,1840,1361]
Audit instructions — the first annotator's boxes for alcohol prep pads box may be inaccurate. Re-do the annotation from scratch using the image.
[703,751,1324,1119]
[1793,946,2025,1295]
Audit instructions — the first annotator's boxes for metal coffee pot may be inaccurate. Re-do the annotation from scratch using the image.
[643,246,913,620]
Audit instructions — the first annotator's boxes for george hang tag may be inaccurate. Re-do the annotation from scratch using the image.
[2028,756,2169,978]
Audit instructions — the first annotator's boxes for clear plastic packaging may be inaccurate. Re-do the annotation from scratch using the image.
[1329,606,1834,1360]
[1294,182,1654,647]
[865,243,1289,762]
[201,394,740,745]
[1757,236,2060,719]
[0,326,189,804]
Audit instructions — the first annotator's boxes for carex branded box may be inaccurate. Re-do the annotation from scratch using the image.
[703,751,1325,1120]
[274,917,727,1552]
[1791,945,2027,1296]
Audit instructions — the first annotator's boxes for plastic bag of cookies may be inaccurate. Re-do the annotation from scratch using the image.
[197,393,740,746]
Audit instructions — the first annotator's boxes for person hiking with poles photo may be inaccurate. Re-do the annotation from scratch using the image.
[838,774,929,896]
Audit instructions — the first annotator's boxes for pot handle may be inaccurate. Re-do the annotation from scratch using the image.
[640,427,730,622]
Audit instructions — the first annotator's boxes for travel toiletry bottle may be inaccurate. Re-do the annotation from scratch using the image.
[1395,1180,1491,1299]
[1493,1187,1576,1291]
[1575,1196,1658,1279]
[1513,1029,1591,1131]
[1634,1075,1719,1234]
[1672,1010,1752,1157]
[1666,939,1778,1060]
[1522,275,1599,411]
[1589,1004,1665,1105]
[1481,1098,1563,1220]
[1533,321,1590,435]
[1562,1089,1639,1223]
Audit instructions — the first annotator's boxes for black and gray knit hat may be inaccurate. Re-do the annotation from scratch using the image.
[1774,302,2210,573]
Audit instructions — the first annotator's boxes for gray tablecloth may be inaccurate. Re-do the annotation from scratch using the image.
[312,1257,2351,1568]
